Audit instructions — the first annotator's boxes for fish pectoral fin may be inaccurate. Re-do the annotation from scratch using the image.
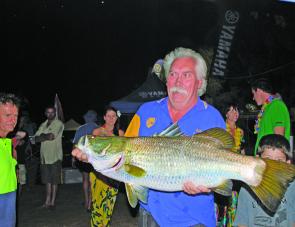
[124,164,146,177]
[125,183,148,208]
[212,179,233,196]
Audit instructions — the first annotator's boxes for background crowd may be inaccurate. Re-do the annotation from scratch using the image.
[1,47,294,227]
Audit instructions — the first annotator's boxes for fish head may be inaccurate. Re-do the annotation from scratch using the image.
[77,135,124,172]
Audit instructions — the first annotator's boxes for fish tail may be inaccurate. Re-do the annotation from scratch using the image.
[250,158,295,212]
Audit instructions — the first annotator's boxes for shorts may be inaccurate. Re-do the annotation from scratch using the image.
[41,160,62,184]
[18,164,26,185]
[0,191,16,227]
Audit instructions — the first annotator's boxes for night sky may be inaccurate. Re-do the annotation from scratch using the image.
[3,0,295,125]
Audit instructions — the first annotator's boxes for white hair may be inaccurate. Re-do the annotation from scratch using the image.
[163,47,208,96]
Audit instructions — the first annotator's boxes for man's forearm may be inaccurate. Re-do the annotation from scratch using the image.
[34,135,45,143]
[34,134,48,143]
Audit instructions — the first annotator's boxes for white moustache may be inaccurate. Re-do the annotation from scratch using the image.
[169,87,188,95]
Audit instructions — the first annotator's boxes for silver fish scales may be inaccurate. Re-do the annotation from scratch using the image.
[78,125,295,212]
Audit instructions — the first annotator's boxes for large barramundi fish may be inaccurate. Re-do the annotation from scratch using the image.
[77,124,295,213]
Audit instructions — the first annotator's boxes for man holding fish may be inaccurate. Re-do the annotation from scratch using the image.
[72,48,295,227]
[123,47,225,227]
[73,47,226,226]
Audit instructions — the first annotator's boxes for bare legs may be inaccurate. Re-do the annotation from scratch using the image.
[51,184,58,206]
[82,172,91,210]
[44,183,58,207]
[44,183,51,206]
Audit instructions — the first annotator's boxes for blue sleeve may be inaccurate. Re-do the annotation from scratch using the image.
[215,111,226,130]
[72,126,85,144]
[72,130,81,144]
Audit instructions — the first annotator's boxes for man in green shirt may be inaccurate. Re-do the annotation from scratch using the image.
[35,106,64,209]
[251,78,290,155]
[0,93,21,227]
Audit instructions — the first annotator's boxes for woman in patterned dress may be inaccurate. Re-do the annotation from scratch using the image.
[90,106,124,227]
[225,104,245,154]
[221,103,245,227]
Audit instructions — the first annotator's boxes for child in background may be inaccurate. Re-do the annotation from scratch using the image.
[234,134,295,227]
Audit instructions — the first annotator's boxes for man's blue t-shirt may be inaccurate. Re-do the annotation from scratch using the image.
[135,97,225,227]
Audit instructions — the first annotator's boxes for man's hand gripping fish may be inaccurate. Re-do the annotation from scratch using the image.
[77,124,295,213]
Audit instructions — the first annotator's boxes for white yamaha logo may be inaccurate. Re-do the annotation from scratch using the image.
[225,10,239,24]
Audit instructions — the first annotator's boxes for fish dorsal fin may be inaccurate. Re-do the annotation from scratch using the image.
[193,128,234,149]
[212,179,233,196]
[155,122,183,137]
[125,183,148,208]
